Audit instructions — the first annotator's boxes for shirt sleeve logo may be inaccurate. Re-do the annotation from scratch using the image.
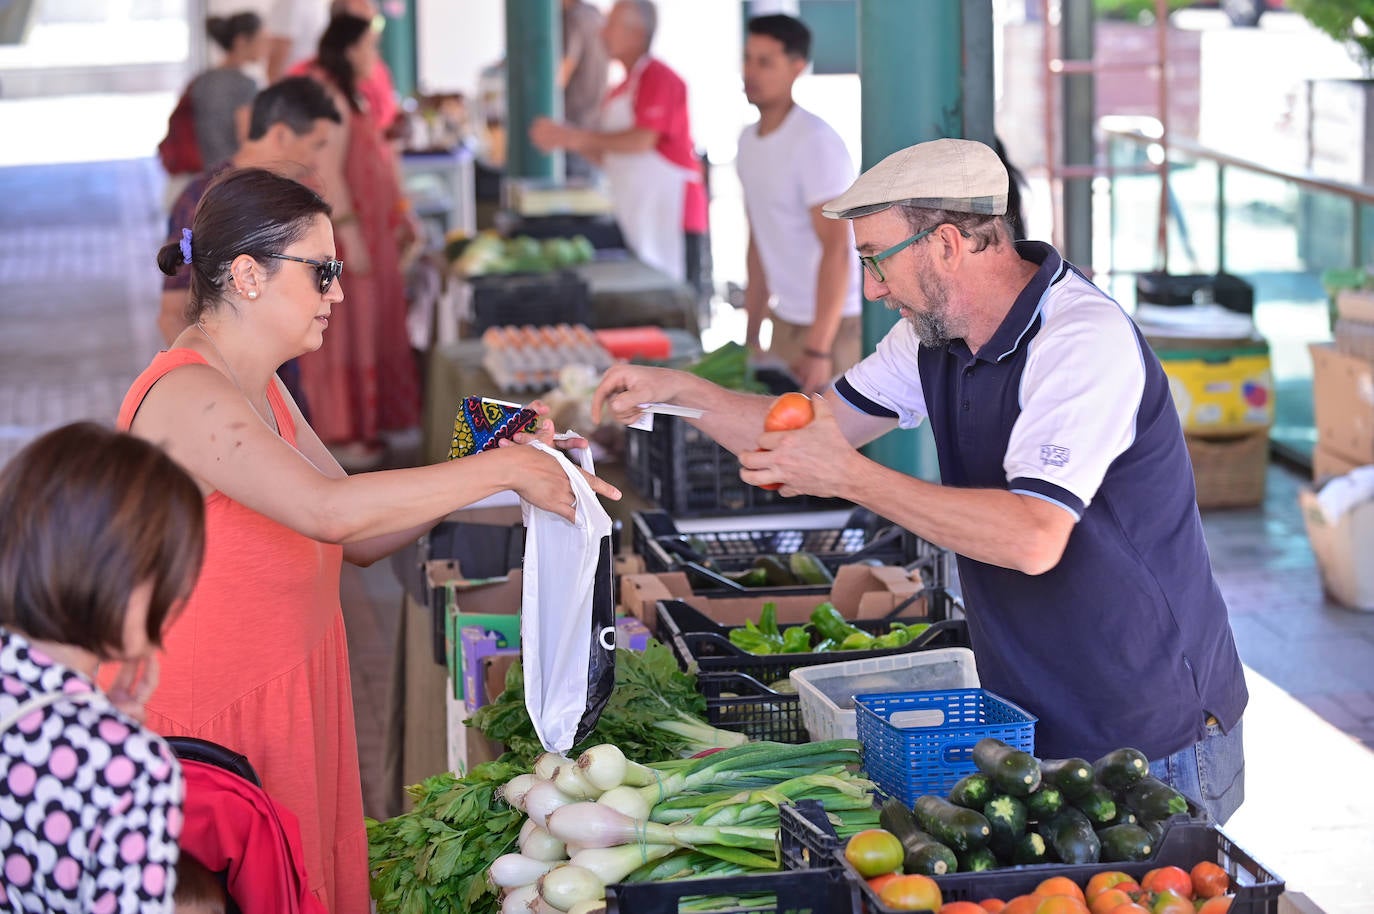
[1039,445,1071,467]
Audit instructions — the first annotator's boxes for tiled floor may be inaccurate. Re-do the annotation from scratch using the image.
[4,157,1374,913]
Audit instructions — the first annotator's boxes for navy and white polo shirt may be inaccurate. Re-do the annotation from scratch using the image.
[835,241,1249,761]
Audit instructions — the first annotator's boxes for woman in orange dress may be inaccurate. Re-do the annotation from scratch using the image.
[298,13,419,464]
[119,168,618,912]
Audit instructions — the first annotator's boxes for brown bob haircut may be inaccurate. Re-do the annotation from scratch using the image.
[0,423,206,659]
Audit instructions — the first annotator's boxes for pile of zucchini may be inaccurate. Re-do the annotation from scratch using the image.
[879,738,1192,875]
[696,550,836,589]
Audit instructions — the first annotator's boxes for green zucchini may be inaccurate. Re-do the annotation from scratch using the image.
[1039,757,1096,800]
[878,798,957,876]
[752,555,797,586]
[1121,775,1189,821]
[971,738,1042,797]
[982,794,1028,852]
[1139,818,1166,843]
[957,846,998,872]
[1093,747,1150,791]
[1097,823,1155,862]
[947,773,993,810]
[1023,785,1063,823]
[1042,806,1100,864]
[1011,831,1051,866]
[788,551,834,586]
[1071,782,1117,826]
[722,567,769,587]
[1104,806,1140,828]
[913,795,992,854]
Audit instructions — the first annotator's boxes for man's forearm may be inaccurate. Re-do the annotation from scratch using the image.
[806,244,850,352]
[581,127,658,156]
[671,374,775,456]
[840,460,1072,575]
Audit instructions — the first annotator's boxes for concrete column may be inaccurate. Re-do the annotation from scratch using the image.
[1061,0,1094,268]
[504,0,562,180]
[379,0,417,98]
[857,0,964,481]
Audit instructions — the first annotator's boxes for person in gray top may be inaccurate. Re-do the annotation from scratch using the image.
[189,12,265,167]
[560,0,608,179]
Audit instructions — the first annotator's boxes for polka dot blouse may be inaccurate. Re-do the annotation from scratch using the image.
[0,627,183,913]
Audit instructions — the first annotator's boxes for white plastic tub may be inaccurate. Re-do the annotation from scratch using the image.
[790,647,980,742]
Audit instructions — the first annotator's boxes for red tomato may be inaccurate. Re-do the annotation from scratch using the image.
[868,872,903,894]
[757,392,813,490]
[878,874,943,911]
[1085,873,1136,903]
[764,392,814,432]
[1149,890,1194,914]
[1190,862,1229,899]
[1197,897,1233,914]
[979,901,1007,913]
[843,829,904,878]
[1142,866,1194,900]
[939,903,988,914]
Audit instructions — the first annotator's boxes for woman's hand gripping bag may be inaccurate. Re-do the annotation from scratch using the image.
[518,441,615,754]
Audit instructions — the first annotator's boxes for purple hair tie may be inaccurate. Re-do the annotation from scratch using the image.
[179,228,193,264]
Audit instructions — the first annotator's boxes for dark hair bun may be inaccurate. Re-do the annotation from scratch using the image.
[157,241,185,277]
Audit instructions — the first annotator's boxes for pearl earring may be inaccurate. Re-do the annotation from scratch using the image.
[247,290,258,300]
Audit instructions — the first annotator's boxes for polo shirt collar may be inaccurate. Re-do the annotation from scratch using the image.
[975,240,1067,363]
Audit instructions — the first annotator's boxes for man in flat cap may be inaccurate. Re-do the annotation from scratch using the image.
[593,137,1248,824]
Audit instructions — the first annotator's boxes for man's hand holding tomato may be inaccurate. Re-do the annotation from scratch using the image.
[739,395,862,498]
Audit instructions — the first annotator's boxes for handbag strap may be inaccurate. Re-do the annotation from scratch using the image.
[0,688,101,734]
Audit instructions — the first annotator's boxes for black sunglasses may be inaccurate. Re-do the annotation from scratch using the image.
[264,253,344,294]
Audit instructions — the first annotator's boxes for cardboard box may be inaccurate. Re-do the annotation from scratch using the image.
[432,568,523,700]
[1300,487,1374,612]
[616,615,651,650]
[1310,343,1374,464]
[460,627,520,712]
[1334,318,1374,362]
[619,563,927,633]
[1313,444,1367,486]
[1336,288,1374,323]
[446,683,505,774]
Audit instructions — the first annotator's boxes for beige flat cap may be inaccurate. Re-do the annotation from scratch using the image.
[823,137,1009,220]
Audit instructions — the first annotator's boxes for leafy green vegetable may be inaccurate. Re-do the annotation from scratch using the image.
[366,758,526,914]
[684,342,767,393]
[467,637,715,766]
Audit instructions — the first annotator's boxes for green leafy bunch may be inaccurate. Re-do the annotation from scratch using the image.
[468,638,710,766]
[1291,0,1374,71]
[366,759,527,914]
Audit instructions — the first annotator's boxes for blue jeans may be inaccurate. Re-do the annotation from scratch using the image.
[1148,717,1245,825]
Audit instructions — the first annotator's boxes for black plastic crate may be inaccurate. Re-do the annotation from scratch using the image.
[605,865,859,914]
[656,590,967,681]
[623,369,851,517]
[793,809,1282,914]
[779,800,843,872]
[468,269,591,333]
[697,672,810,743]
[631,509,951,595]
[421,520,525,665]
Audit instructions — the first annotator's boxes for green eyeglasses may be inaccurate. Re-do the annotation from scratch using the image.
[264,253,344,294]
[858,227,934,284]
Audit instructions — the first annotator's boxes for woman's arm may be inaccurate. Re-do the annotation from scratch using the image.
[132,364,618,546]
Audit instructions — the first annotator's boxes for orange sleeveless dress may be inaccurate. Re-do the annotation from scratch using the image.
[116,349,369,913]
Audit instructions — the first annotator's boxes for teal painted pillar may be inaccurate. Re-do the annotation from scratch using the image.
[505,0,561,180]
[857,0,963,482]
[378,0,416,98]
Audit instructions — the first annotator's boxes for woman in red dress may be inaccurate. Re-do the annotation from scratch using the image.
[302,14,418,464]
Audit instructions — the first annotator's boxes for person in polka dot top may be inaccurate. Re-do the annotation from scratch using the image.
[0,423,207,913]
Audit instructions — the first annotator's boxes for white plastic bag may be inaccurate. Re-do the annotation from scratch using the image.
[519,441,616,754]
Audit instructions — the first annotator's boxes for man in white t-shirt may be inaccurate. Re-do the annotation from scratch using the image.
[737,14,862,394]
[265,0,329,82]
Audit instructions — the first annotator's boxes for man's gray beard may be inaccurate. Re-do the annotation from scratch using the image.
[897,271,955,349]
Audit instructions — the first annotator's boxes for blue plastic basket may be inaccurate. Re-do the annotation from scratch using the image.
[854,688,1037,806]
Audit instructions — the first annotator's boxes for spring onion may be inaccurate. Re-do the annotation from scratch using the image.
[595,785,651,821]
[546,803,777,852]
[489,853,557,888]
[518,820,567,863]
[535,752,572,782]
[500,773,536,813]
[565,901,607,914]
[500,884,539,914]
[538,865,605,911]
[524,779,577,828]
[568,844,676,885]
[554,762,601,800]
